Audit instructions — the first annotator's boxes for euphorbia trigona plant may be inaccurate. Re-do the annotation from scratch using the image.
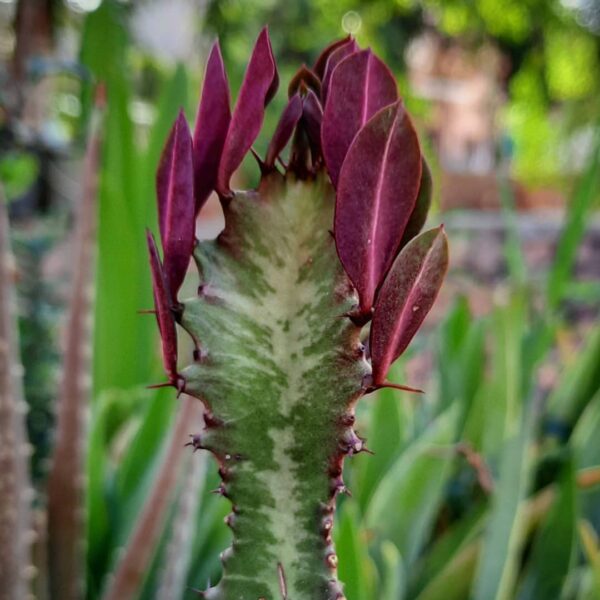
[147,28,448,600]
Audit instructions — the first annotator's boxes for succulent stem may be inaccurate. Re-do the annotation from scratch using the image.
[180,174,368,599]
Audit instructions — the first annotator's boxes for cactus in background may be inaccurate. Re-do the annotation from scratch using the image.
[147,29,448,600]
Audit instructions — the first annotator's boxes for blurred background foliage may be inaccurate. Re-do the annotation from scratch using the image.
[0,0,599,599]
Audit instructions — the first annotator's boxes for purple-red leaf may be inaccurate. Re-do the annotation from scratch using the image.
[399,157,433,249]
[288,65,321,98]
[217,27,278,194]
[193,40,231,214]
[370,226,448,385]
[265,93,303,168]
[313,35,352,79]
[335,101,422,313]
[320,38,359,102]
[146,231,178,382]
[322,49,398,188]
[301,89,323,159]
[156,111,195,297]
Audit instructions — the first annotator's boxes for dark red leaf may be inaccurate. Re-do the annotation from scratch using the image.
[265,93,303,168]
[399,157,433,249]
[322,49,398,188]
[370,226,448,384]
[335,101,422,313]
[217,27,278,194]
[301,89,323,159]
[146,230,178,382]
[313,35,352,78]
[288,65,321,98]
[193,40,231,214]
[320,38,359,102]
[156,111,195,297]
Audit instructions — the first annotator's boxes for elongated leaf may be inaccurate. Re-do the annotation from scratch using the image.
[301,89,323,158]
[156,111,195,297]
[92,60,187,394]
[411,504,487,597]
[313,35,352,78]
[357,362,408,510]
[217,27,278,193]
[380,541,406,600]
[336,503,375,600]
[335,101,423,315]
[370,226,448,384]
[416,538,480,600]
[320,38,359,101]
[547,126,600,309]
[366,406,458,565]
[287,65,321,98]
[104,397,198,600]
[517,458,576,600]
[473,406,536,600]
[115,390,176,528]
[265,93,303,167]
[546,325,600,431]
[47,94,102,600]
[193,41,231,213]
[578,520,600,598]
[400,157,432,248]
[322,49,398,187]
[147,232,178,382]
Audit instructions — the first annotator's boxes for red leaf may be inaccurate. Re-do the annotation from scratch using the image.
[322,49,398,188]
[334,101,422,313]
[217,27,278,194]
[287,65,321,98]
[313,35,352,79]
[265,93,303,168]
[146,231,178,382]
[193,40,231,214]
[156,111,195,298]
[399,157,433,249]
[301,89,323,159]
[370,226,448,384]
[320,38,359,102]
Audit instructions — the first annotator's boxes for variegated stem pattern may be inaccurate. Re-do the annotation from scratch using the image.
[181,174,369,599]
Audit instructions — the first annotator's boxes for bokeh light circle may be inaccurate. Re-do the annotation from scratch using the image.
[342,11,362,34]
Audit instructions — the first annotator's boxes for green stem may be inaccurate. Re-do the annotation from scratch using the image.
[180,174,369,599]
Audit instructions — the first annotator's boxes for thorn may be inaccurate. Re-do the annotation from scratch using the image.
[146,381,173,390]
[250,147,267,173]
[335,484,351,497]
[185,433,203,451]
[367,381,424,394]
[188,588,206,598]
[137,309,157,314]
[210,482,227,496]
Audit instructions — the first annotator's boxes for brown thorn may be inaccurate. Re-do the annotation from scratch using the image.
[137,309,156,315]
[146,382,173,390]
[368,381,424,394]
[250,147,268,174]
